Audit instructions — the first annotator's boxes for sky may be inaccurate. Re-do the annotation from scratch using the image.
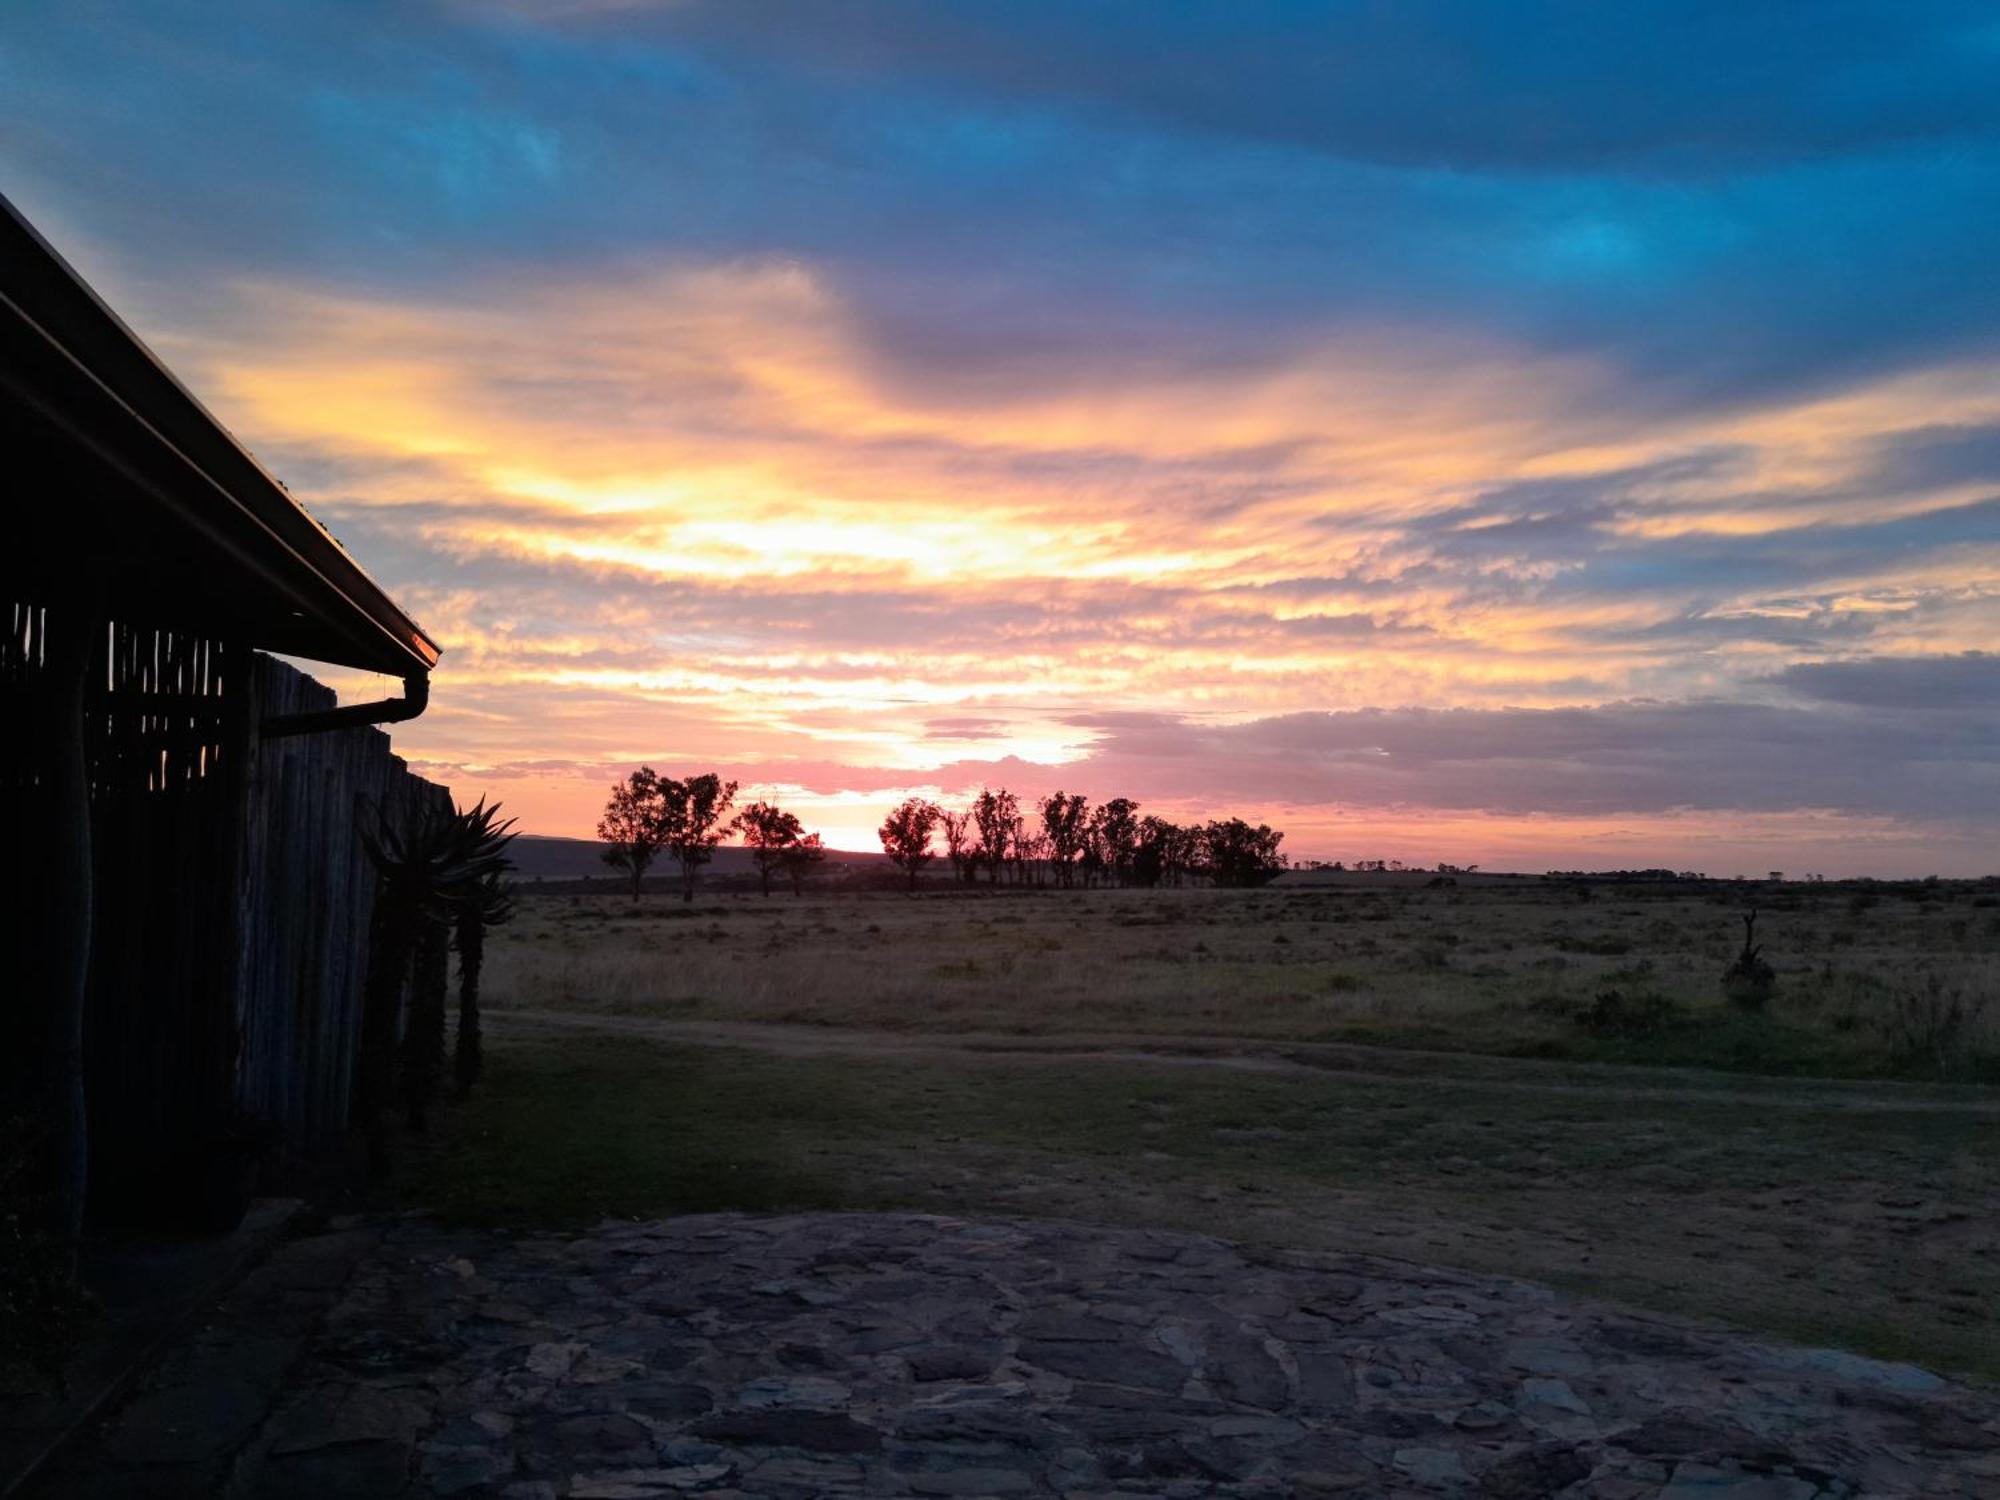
[7,1,1999,874]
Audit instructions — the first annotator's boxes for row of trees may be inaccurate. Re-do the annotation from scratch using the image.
[879,787,1286,891]
[598,768,827,900]
[598,771,1287,900]
[1289,859,1482,874]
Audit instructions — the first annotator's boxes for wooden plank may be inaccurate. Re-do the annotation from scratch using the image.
[5,616,452,1227]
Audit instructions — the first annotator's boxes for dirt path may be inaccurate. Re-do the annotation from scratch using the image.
[493,1006,2000,1115]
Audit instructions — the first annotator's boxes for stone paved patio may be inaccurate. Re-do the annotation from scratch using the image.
[53,1212,2000,1497]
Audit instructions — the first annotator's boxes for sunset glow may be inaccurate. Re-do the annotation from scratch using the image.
[11,4,1998,873]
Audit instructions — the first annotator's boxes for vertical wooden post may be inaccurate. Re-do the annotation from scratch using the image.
[47,606,99,1256]
[216,638,255,1142]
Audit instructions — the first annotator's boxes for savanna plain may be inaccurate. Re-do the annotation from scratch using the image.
[402,877,2000,1379]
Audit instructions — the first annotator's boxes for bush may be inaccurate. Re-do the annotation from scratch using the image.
[1722,961,1777,1011]
[1721,910,1777,1011]
[1881,972,1991,1079]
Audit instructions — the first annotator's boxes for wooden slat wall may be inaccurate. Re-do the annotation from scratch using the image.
[1,603,447,1226]
[2,604,58,1135]
[234,654,452,1158]
[78,623,243,1221]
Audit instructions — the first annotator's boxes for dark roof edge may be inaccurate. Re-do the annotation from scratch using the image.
[1,192,440,674]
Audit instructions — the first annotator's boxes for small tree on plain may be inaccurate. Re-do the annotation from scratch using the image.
[736,800,807,897]
[1135,815,1200,887]
[879,797,942,890]
[972,787,1018,885]
[939,807,978,885]
[1018,826,1052,886]
[781,832,826,894]
[598,767,666,901]
[1091,797,1141,886]
[1039,790,1090,888]
[1204,817,1287,887]
[660,773,739,903]
[1003,801,1030,885]
[1721,908,1777,1011]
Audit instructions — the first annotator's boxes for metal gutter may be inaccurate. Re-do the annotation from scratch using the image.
[260,671,431,738]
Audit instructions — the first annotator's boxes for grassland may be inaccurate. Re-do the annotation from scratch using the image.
[396,878,2000,1379]
[484,879,2000,1079]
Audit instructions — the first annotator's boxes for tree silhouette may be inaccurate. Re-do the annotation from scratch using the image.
[780,831,826,894]
[1039,790,1090,888]
[879,797,941,890]
[1203,818,1287,887]
[1133,816,1168,887]
[736,800,808,897]
[896,786,1289,893]
[1134,815,1202,887]
[659,773,739,903]
[1005,806,1031,883]
[939,807,978,885]
[1019,826,1052,887]
[972,786,1018,885]
[598,767,666,901]
[1091,797,1141,886]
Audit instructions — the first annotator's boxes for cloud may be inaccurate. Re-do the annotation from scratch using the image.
[532,1,2000,173]
[13,1,2000,415]
[1772,651,2000,708]
[1863,422,2000,494]
[1073,697,2000,823]
[200,257,1999,844]
[6,1,1999,870]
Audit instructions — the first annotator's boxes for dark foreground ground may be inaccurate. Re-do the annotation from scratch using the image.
[34,1211,2000,1499]
[415,1014,2000,1382]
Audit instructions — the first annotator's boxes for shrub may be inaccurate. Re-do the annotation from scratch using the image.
[1721,909,1777,1011]
[1881,972,1991,1079]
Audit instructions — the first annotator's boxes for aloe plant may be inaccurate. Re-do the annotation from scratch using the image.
[358,797,515,1172]
[453,864,516,1098]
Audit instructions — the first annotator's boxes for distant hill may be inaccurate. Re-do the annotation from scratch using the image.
[1273,867,1529,888]
[504,833,890,882]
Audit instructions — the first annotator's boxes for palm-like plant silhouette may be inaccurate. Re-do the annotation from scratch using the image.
[358,796,515,1173]
[453,866,516,1098]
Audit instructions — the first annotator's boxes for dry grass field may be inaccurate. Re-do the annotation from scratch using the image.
[485,879,2000,1078]
[399,878,2000,1379]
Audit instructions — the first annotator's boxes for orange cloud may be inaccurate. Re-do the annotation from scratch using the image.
[196,260,1999,868]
